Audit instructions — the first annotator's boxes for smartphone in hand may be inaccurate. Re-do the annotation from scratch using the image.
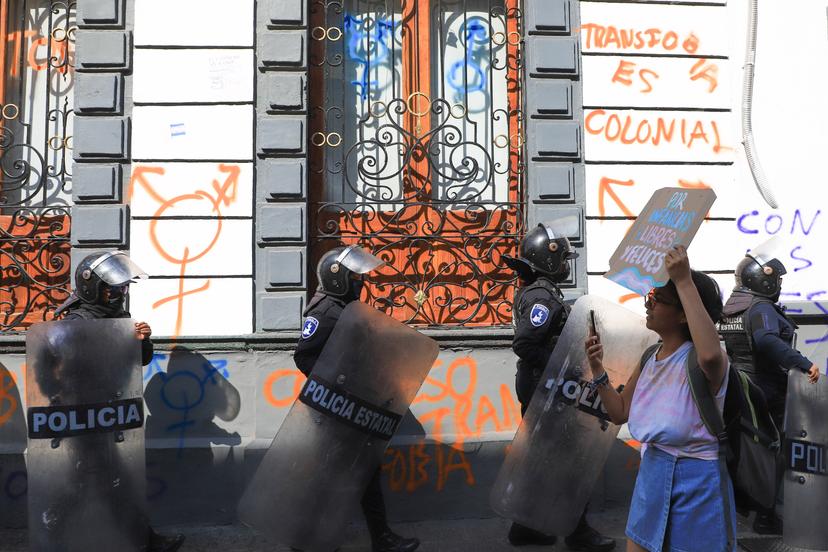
[588,309,598,337]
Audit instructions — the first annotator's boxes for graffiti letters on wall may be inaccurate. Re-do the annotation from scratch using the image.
[264,354,519,493]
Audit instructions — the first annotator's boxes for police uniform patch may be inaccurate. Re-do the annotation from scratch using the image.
[301,317,319,339]
[530,304,550,327]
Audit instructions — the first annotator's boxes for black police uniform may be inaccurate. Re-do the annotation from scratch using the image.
[720,289,815,533]
[294,292,390,542]
[62,301,154,366]
[720,290,813,430]
[55,300,184,552]
[510,277,614,551]
[512,277,568,415]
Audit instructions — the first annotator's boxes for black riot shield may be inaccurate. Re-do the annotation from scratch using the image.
[491,295,657,536]
[238,301,439,551]
[783,369,828,551]
[26,319,147,552]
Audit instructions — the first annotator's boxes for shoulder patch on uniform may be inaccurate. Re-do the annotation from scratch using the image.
[301,317,320,339]
[530,304,550,327]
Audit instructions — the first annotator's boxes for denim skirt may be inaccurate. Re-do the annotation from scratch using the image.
[626,446,737,552]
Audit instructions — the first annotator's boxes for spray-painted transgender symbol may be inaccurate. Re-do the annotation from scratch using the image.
[344,13,398,101]
[129,164,241,338]
[446,19,490,104]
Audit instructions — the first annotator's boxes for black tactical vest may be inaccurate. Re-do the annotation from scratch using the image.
[718,290,794,376]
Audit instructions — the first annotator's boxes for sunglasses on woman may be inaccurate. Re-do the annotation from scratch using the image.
[644,288,680,308]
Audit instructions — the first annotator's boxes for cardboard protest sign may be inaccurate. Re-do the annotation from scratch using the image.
[604,187,716,295]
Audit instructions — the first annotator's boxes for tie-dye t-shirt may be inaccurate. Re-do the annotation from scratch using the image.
[628,341,729,460]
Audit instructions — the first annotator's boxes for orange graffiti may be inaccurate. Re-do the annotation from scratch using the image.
[618,293,642,304]
[129,164,241,338]
[585,110,730,153]
[262,355,521,493]
[598,177,635,218]
[689,58,719,93]
[7,31,71,76]
[383,441,476,492]
[608,58,716,94]
[263,369,307,408]
[580,24,701,55]
[0,369,19,427]
[383,356,520,493]
[677,179,710,190]
[413,356,521,440]
[611,60,659,94]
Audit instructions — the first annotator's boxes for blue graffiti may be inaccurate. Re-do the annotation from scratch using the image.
[144,353,166,381]
[344,14,397,101]
[145,354,229,381]
[803,290,828,346]
[446,20,490,101]
[0,468,26,500]
[736,209,821,236]
[153,358,231,458]
[781,291,805,315]
[790,246,814,272]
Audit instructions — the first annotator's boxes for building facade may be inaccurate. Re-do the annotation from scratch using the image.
[0,0,826,527]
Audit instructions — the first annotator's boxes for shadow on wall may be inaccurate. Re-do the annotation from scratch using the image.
[0,362,28,528]
[144,347,242,524]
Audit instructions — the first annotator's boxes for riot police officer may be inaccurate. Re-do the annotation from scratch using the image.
[503,224,615,551]
[294,245,420,552]
[719,252,819,534]
[54,251,185,552]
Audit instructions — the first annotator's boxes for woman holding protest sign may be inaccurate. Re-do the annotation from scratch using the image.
[584,245,736,552]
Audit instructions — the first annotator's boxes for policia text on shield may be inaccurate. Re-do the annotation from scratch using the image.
[26,251,185,552]
[238,246,439,552]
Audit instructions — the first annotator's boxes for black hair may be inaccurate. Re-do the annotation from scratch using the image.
[663,270,723,325]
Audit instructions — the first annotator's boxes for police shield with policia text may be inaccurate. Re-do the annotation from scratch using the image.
[497,223,617,551]
[26,251,183,552]
[239,245,439,552]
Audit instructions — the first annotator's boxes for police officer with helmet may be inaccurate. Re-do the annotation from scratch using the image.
[719,251,819,535]
[53,251,185,552]
[503,224,615,551]
[294,245,420,552]
[56,251,154,364]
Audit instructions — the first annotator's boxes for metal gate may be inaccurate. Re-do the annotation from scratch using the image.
[0,0,74,331]
[309,0,525,326]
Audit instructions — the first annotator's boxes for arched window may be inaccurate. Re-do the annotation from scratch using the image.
[309,0,524,326]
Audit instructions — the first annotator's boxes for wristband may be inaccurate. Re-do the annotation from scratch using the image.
[589,371,609,391]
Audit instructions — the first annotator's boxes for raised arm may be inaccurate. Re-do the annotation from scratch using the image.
[666,246,726,392]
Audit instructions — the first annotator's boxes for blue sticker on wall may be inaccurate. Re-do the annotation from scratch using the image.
[530,304,550,327]
[302,317,319,339]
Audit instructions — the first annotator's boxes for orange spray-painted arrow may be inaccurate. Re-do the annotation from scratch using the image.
[598,177,636,218]
[128,166,167,204]
[211,163,242,211]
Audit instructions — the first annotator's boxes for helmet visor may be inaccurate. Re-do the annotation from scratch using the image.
[90,252,148,286]
[542,216,580,259]
[746,235,787,275]
[337,246,385,275]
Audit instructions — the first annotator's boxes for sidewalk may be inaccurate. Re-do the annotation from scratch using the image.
[0,507,776,551]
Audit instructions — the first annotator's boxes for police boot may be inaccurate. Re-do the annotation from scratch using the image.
[564,521,615,552]
[147,529,185,552]
[753,511,783,535]
[507,522,557,546]
[371,528,420,552]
